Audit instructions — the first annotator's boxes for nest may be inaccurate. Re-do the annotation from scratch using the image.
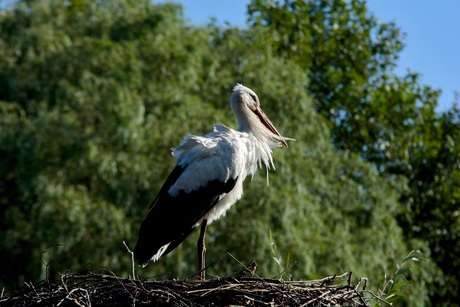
[1,267,377,306]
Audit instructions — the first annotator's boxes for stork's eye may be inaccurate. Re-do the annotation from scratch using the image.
[249,93,257,102]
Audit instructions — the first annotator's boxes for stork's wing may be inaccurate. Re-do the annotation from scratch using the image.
[133,164,238,266]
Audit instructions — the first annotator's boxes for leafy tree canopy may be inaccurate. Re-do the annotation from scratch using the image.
[248,0,459,303]
[1,0,457,305]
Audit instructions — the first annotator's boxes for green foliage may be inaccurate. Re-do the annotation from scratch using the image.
[374,250,422,305]
[0,0,193,283]
[399,105,460,303]
[0,0,456,305]
[248,0,459,304]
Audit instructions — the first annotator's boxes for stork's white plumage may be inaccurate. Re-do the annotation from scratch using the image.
[133,84,291,279]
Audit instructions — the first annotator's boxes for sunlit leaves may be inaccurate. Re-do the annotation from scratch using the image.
[1,1,454,305]
[248,0,459,304]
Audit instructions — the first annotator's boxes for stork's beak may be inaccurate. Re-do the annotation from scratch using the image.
[253,108,289,147]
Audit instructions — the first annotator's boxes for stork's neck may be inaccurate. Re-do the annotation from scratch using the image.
[235,107,260,133]
[236,111,278,149]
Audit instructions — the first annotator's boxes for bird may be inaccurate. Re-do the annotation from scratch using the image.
[133,84,292,279]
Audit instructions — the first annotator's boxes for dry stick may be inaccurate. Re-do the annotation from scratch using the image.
[272,261,298,279]
[362,289,393,306]
[187,257,222,280]
[105,267,143,306]
[123,240,136,280]
[348,271,353,286]
[225,253,280,295]
[226,252,260,277]
[226,252,246,268]
[227,259,297,305]
[60,287,91,307]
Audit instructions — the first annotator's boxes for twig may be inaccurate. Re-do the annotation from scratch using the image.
[186,257,222,280]
[123,240,136,280]
[272,261,297,279]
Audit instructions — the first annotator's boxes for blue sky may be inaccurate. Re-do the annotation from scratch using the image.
[162,0,459,112]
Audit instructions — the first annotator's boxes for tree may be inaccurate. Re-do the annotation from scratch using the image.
[0,0,434,304]
[248,0,459,304]
[0,0,195,284]
[399,104,460,302]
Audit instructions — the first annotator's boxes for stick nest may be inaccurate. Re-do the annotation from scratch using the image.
[2,269,372,306]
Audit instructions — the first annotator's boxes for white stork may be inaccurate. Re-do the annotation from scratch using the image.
[133,84,291,279]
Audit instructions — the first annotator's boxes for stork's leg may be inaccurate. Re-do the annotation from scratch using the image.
[197,218,208,280]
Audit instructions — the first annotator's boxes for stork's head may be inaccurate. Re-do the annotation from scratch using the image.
[230,84,289,147]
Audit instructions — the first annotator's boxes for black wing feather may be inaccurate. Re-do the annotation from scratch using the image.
[133,165,238,265]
